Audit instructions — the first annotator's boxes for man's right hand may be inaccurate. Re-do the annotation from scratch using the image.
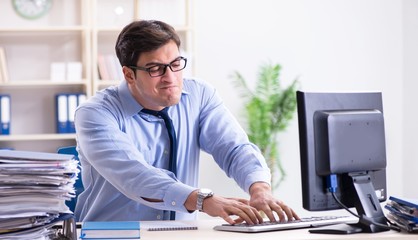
[203,196,264,225]
[185,190,263,225]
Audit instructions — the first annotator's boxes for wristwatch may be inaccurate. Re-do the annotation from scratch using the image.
[196,188,214,212]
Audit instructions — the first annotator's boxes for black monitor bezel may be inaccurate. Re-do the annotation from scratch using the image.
[296,91,387,211]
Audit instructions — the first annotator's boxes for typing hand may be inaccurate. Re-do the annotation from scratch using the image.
[249,182,300,222]
[202,196,263,225]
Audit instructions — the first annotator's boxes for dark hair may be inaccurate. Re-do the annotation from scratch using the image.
[115,20,181,66]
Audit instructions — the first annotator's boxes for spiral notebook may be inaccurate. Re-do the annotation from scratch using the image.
[140,221,198,231]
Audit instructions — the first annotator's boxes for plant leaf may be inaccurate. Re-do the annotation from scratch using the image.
[230,61,299,190]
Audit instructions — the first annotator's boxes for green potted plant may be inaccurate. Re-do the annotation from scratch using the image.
[232,62,298,190]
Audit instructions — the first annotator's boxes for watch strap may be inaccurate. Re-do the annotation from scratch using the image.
[196,189,213,212]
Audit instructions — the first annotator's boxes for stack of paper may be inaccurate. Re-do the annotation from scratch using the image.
[0,150,79,239]
[385,196,418,233]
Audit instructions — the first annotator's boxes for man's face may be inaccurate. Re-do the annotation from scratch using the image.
[124,40,184,111]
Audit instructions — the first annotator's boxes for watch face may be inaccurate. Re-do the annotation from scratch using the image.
[199,188,213,196]
[200,188,212,195]
[13,0,52,20]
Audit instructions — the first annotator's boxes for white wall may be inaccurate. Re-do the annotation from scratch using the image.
[193,0,417,217]
[403,0,418,199]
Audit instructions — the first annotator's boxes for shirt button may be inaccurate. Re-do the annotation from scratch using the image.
[164,150,169,155]
[157,215,161,220]
[171,201,176,206]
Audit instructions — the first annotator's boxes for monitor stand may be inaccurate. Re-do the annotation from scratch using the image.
[309,223,363,234]
[310,172,389,234]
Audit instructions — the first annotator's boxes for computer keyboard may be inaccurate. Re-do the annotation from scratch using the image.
[213,215,358,233]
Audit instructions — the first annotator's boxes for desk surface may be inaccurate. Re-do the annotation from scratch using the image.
[136,219,416,240]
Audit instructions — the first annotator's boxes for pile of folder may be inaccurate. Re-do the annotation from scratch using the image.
[0,150,79,239]
[55,93,86,134]
[385,196,418,233]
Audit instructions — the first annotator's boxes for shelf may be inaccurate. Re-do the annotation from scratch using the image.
[0,80,89,88]
[0,26,87,33]
[0,134,76,141]
[94,26,192,32]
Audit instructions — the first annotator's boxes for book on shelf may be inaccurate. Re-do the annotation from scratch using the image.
[50,62,66,82]
[105,54,118,81]
[97,53,123,81]
[0,94,11,135]
[0,47,9,83]
[66,61,83,82]
[97,54,110,80]
[50,61,83,82]
[80,221,140,239]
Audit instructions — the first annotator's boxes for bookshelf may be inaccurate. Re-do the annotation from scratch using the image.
[0,0,193,152]
[0,0,89,152]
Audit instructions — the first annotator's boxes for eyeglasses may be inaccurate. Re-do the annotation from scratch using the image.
[129,56,187,77]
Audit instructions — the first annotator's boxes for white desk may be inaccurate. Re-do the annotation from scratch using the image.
[137,220,416,240]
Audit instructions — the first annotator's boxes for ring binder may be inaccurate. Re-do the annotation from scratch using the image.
[0,94,11,135]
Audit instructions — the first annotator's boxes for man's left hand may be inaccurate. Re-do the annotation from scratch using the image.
[248,182,300,222]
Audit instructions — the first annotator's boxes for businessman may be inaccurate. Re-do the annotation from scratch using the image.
[74,20,299,224]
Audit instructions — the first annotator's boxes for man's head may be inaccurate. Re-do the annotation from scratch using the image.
[115,20,181,67]
[116,20,186,111]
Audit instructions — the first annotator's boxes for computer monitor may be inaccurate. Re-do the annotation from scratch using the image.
[296,91,389,234]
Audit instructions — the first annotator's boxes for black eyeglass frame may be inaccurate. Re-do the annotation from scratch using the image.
[129,56,187,77]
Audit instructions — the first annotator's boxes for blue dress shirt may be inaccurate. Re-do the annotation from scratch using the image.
[74,78,271,221]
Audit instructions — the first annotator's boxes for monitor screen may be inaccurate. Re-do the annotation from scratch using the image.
[296,91,389,233]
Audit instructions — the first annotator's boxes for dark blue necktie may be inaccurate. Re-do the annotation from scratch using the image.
[141,107,177,220]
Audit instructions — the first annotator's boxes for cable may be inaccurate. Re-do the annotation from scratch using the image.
[330,191,360,218]
[331,191,400,231]
[327,174,401,232]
